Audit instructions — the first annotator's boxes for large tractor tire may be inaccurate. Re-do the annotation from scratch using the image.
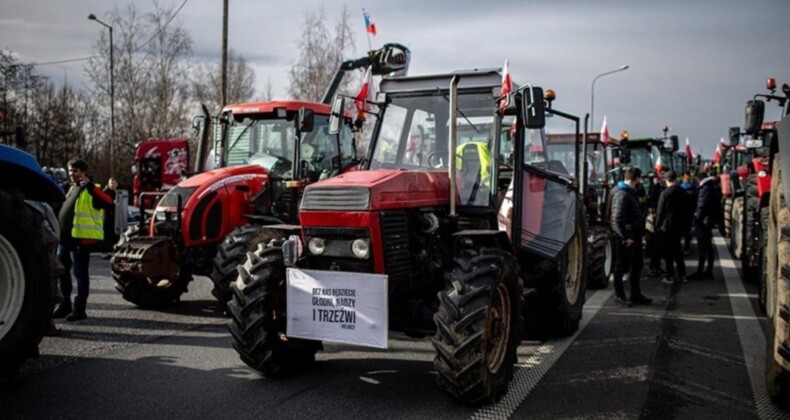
[209,225,269,307]
[113,271,192,308]
[766,155,790,407]
[731,196,744,260]
[0,190,50,378]
[587,225,612,290]
[432,248,523,404]
[723,196,733,238]
[742,175,762,283]
[228,236,321,376]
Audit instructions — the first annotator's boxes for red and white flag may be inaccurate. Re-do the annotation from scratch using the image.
[363,9,377,36]
[655,154,663,174]
[355,66,375,118]
[712,143,722,165]
[685,137,694,161]
[499,59,512,114]
[600,115,609,145]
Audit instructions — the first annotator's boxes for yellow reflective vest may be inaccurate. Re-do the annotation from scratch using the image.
[72,184,105,240]
[455,142,492,187]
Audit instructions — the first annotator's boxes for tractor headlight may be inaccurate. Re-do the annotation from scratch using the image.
[351,238,370,259]
[307,237,326,255]
[155,211,166,221]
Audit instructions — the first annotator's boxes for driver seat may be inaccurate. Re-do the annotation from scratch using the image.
[457,142,488,206]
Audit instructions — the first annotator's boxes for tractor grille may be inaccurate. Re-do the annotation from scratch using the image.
[301,186,370,211]
[380,211,410,286]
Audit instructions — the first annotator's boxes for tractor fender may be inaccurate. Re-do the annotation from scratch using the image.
[777,117,790,210]
[0,145,65,203]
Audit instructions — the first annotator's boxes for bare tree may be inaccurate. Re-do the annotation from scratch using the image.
[191,49,256,113]
[84,2,195,179]
[288,5,357,102]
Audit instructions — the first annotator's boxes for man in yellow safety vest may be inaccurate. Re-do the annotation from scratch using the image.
[53,159,113,321]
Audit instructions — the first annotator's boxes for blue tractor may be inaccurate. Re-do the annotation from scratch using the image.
[0,126,65,378]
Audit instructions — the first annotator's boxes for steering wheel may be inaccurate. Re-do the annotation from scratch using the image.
[426,152,445,168]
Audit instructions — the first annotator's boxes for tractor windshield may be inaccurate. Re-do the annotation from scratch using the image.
[224,114,355,180]
[628,145,661,175]
[370,90,499,206]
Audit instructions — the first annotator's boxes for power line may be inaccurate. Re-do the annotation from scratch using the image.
[30,56,95,66]
[23,0,189,68]
[133,0,189,52]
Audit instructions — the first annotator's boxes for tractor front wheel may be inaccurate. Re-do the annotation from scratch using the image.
[227,236,321,376]
[209,225,271,307]
[433,248,523,404]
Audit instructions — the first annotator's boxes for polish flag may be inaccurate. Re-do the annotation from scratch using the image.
[499,59,512,114]
[685,137,694,161]
[355,66,375,118]
[600,115,609,145]
[712,145,722,165]
[363,9,377,36]
[655,154,663,174]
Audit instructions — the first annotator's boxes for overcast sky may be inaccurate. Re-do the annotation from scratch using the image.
[2,0,790,157]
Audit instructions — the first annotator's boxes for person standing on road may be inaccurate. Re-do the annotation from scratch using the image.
[53,159,114,321]
[655,170,693,284]
[687,171,722,280]
[611,167,653,306]
[646,171,666,277]
[680,173,697,254]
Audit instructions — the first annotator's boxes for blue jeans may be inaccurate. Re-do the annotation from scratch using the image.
[57,238,92,313]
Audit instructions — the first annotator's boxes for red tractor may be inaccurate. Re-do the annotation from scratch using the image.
[111,44,411,308]
[227,69,588,403]
[131,137,190,210]
[744,78,790,406]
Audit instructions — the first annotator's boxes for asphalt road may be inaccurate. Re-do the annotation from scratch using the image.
[1,236,789,420]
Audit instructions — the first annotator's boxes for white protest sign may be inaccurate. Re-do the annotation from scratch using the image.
[286,268,388,349]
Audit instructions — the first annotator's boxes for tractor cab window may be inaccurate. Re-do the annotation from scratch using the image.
[224,116,295,177]
[370,90,498,207]
[524,128,547,165]
[300,114,356,182]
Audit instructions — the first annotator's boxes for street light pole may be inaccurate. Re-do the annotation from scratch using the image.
[88,13,114,175]
[590,64,629,132]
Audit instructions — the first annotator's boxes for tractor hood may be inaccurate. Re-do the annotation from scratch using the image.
[179,164,268,190]
[301,169,452,211]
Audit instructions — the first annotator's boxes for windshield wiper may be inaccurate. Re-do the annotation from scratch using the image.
[439,91,481,134]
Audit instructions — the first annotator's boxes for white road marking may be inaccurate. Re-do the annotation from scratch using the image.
[469,288,613,420]
[714,236,790,420]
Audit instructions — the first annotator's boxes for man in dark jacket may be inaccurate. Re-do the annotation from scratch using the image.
[646,171,666,276]
[655,170,693,284]
[610,167,653,305]
[688,171,722,279]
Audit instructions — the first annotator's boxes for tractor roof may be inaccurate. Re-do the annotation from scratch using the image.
[380,68,514,94]
[547,133,603,144]
[222,100,332,116]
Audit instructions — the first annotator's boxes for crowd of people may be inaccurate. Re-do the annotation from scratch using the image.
[610,166,723,306]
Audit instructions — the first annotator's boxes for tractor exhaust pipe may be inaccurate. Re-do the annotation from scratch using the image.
[449,75,459,217]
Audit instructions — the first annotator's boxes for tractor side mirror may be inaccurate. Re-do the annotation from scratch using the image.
[670,135,679,152]
[728,126,740,146]
[521,86,546,129]
[298,108,314,133]
[191,115,205,130]
[744,99,765,135]
[328,96,345,135]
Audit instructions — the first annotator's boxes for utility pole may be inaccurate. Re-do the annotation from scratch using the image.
[221,0,228,109]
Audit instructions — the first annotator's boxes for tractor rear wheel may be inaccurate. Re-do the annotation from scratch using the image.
[587,225,612,290]
[209,225,271,307]
[0,190,50,378]
[723,197,733,238]
[743,175,761,283]
[731,196,744,260]
[228,236,321,376]
[766,155,790,407]
[113,271,192,308]
[433,248,522,404]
